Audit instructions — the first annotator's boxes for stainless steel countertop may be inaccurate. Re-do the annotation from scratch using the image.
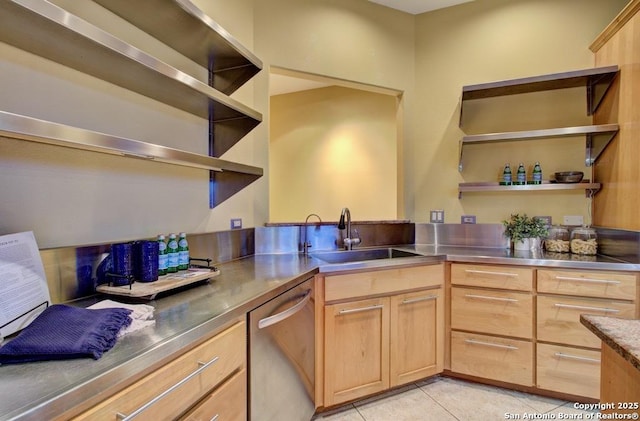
[1,247,639,420]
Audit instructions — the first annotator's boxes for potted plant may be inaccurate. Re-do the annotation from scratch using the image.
[502,213,548,251]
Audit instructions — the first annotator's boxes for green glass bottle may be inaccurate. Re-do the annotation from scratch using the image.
[532,162,542,184]
[167,233,179,273]
[178,232,189,271]
[500,163,512,185]
[157,234,168,276]
[515,163,526,185]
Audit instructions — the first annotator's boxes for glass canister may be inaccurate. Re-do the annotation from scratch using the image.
[570,226,598,255]
[545,225,570,253]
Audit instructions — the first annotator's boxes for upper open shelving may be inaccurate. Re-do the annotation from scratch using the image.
[0,0,261,149]
[459,65,619,127]
[93,0,262,96]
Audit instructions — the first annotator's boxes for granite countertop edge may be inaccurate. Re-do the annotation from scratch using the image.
[580,314,640,371]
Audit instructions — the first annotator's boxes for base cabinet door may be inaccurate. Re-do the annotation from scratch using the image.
[324,297,390,406]
[390,289,444,387]
[537,343,600,399]
[180,369,246,421]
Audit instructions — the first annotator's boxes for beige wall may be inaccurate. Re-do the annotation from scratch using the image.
[0,0,629,248]
[270,86,398,222]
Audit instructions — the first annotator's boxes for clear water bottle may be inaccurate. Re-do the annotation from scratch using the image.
[515,163,526,185]
[532,162,542,185]
[500,163,512,185]
[167,233,179,273]
[157,234,168,276]
[178,232,189,271]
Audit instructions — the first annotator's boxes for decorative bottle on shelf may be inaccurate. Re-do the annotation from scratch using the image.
[157,234,168,276]
[500,163,512,185]
[167,233,179,273]
[178,232,189,271]
[515,163,526,185]
[532,162,542,184]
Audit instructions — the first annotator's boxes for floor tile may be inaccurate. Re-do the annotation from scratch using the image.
[312,404,364,421]
[354,385,458,421]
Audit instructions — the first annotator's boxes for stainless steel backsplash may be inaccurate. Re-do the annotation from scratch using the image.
[37,223,640,304]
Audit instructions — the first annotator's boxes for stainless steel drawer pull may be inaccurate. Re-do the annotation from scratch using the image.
[464,294,519,303]
[555,276,620,285]
[465,269,518,277]
[554,352,600,364]
[210,415,220,421]
[116,356,220,421]
[402,295,438,305]
[554,303,620,313]
[339,304,384,315]
[464,339,519,350]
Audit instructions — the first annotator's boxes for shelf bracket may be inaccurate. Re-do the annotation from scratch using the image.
[585,130,618,166]
[458,139,464,172]
[586,71,618,116]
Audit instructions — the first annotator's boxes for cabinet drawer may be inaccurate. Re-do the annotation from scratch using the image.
[451,264,533,291]
[74,321,246,421]
[537,343,600,399]
[538,269,637,300]
[451,287,533,339]
[450,331,533,386]
[537,295,636,348]
[325,264,443,302]
[181,369,246,421]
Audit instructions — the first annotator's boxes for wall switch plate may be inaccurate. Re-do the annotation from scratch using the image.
[563,215,583,226]
[461,215,476,224]
[430,210,444,223]
[230,218,242,229]
[535,216,552,226]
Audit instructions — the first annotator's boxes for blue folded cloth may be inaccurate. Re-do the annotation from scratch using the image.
[0,304,132,364]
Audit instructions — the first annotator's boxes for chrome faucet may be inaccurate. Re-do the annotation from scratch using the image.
[302,213,322,255]
[338,207,361,250]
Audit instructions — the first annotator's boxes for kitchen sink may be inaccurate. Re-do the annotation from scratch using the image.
[311,247,423,264]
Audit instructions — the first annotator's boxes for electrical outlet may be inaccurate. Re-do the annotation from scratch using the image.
[563,215,583,226]
[230,218,242,229]
[430,210,444,223]
[461,215,476,224]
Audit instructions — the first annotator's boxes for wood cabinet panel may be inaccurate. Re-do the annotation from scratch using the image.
[74,321,245,421]
[537,295,636,348]
[450,331,533,386]
[537,343,600,399]
[600,342,640,413]
[451,264,533,291]
[389,289,444,387]
[180,369,246,421]
[323,297,390,406]
[325,264,443,302]
[538,269,637,300]
[451,287,533,339]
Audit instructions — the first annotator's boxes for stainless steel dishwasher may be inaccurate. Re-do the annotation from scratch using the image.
[249,277,315,421]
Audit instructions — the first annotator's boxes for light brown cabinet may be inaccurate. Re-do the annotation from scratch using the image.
[73,320,246,421]
[536,268,638,399]
[319,264,444,408]
[450,263,535,386]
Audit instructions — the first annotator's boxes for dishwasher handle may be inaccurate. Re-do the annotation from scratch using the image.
[258,289,312,329]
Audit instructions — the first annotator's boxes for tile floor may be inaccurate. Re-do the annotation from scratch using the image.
[313,376,597,421]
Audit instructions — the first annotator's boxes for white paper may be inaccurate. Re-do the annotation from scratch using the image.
[0,231,51,339]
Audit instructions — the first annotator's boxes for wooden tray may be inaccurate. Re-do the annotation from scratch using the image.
[96,268,220,300]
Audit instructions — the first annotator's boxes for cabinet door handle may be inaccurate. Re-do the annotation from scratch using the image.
[339,304,384,315]
[116,356,219,421]
[465,269,518,277]
[464,294,519,303]
[553,303,620,313]
[464,339,519,350]
[554,275,620,285]
[554,352,600,364]
[210,414,220,421]
[402,295,438,305]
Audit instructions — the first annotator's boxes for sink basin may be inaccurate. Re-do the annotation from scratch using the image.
[311,247,422,264]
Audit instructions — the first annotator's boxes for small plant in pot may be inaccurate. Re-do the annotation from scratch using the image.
[502,213,549,251]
